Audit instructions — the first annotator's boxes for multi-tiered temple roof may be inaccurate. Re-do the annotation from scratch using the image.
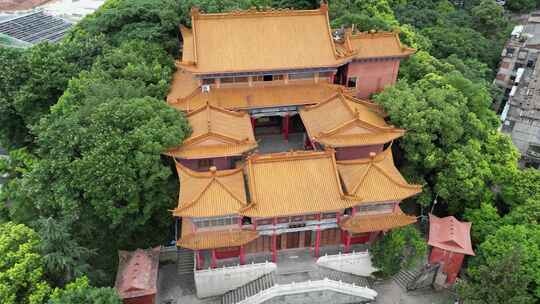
[172,148,422,219]
[300,93,404,147]
[337,148,422,203]
[166,103,257,159]
[172,165,247,217]
[241,150,357,217]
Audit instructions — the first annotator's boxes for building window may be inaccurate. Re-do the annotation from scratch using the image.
[273,74,284,81]
[289,72,314,80]
[221,77,234,84]
[263,75,273,81]
[220,76,248,84]
[198,159,213,169]
[347,77,357,88]
[202,78,215,85]
[291,215,304,222]
[305,214,318,221]
[322,212,336,219]
[277,217,289,224]
[256,218,273,226]
[194,216,238,228]
[319,71,333,79]
[253,75,265,82]
[356,203,394,214]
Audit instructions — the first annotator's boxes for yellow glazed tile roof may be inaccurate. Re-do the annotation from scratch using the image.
[340,31,416,60]
[165,103,257,159]
[340,208,417,233]
[337,147,422,203]
[179,5,344,74]
[168,82,343,112]
[166,67,201,103]
[300,93,404,147]
[172,164,247,217]
[178,228,259,250]
[241,150,357,217]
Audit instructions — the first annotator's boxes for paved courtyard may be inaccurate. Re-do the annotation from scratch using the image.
[156,246,455,304]
[256,133,305,153]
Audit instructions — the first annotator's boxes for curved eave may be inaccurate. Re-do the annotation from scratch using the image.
[176,229,259,250]
[164,142,258,159]
[315,132,404,148]
[340,212,417,234]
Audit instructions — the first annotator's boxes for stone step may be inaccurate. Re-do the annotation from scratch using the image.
[393,269,420,289]
[221,272,275,304]
[177,248,194,275]
[317,266,372,288]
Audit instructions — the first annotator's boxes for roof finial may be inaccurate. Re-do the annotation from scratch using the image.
[209,166,217,174]
[320,1,328,12]
[369,152,376,159]
[191,6,200,17]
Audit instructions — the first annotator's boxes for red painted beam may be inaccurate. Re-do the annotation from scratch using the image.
[271,234,277,263]
[239,246,245,265]
[211,249,217,268]
[315,226,321,257]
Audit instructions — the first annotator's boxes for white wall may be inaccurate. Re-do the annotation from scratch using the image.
[194,261,276,298]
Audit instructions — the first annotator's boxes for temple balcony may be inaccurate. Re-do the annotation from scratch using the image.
[252,113,310,154]
[196,244,368,270]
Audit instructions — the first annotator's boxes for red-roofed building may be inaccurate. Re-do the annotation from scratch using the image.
[428,214,474,284]
[115,247,160,304]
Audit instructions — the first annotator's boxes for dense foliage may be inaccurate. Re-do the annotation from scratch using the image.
[370,226,427,277]
[0,222,50,304]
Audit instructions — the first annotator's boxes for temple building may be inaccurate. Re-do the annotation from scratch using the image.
[164,3,421,302]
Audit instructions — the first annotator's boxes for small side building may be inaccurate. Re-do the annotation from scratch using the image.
[115,247,160,304]
[428,214,474,285]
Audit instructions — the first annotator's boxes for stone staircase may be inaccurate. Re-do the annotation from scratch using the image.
[176,248,194,275]
[221,272,276,304]
[393,269,421,290]
[318,267,372,288]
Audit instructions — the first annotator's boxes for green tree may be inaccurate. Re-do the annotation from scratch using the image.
[504,197,540,226]
[371,225,427,277]
[49,276,120,304]
[505,0,536,12]
[374,73,516,213]
[463,202,502,244]
[36,218,95,287]
[329,0,398,30]
[457,250,535,304]
[0,48,30,148]
[500,169,540,209]
[78,0,183,53]
[421,25,500,67]
[458,225,540,302]
[0,33,107,149]
[470,0,508,37]
[0,222,51,304]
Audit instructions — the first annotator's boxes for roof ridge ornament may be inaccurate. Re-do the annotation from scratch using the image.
[320,1,328,12]
[191,6,200,17]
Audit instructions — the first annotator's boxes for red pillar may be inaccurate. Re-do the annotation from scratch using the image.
[345,231,352,253]
[240,245,245,265]
[211,249,217,268]
[271,233,277,263]
[283,114,290,141]
[251,117,256,129]
[315,226,321,257]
